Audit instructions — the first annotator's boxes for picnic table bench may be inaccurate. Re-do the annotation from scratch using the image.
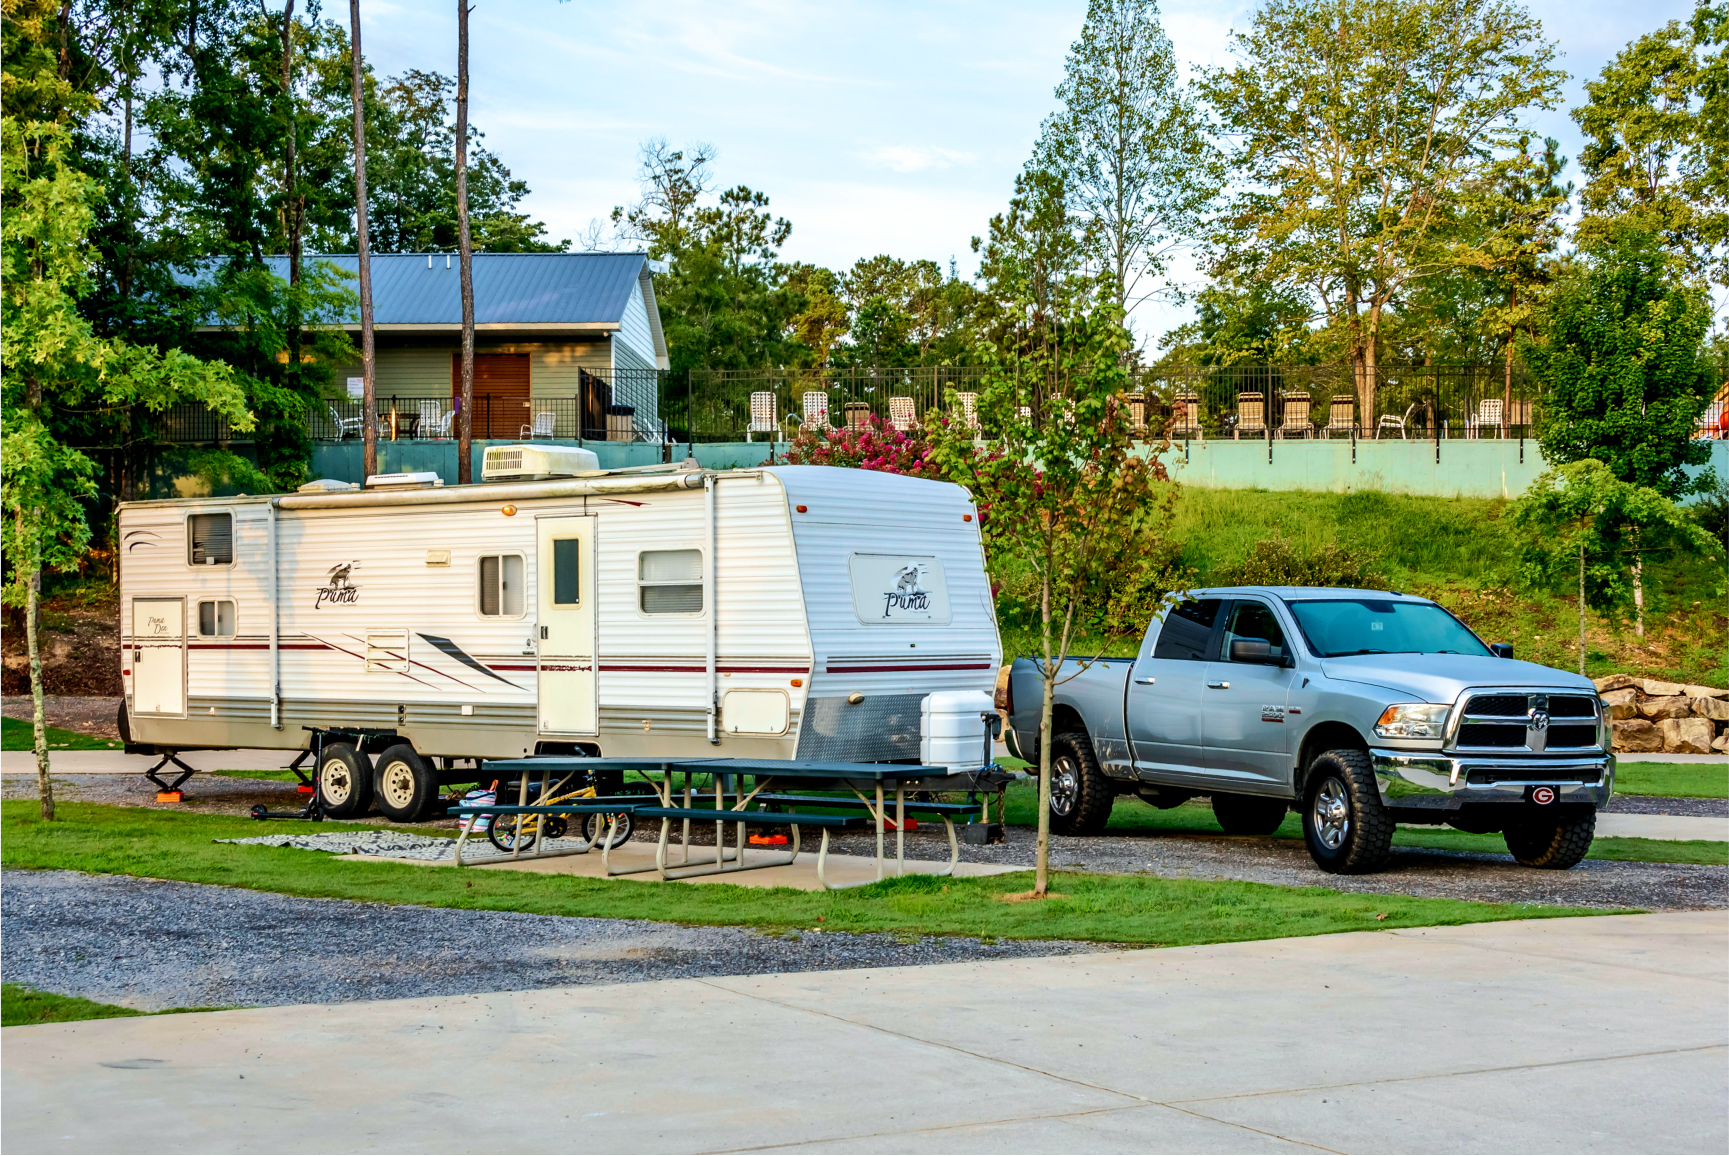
[465,755,990,888]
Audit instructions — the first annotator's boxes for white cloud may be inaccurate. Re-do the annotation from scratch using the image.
[861,145,977,173]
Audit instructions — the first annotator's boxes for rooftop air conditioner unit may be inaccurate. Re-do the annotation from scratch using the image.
[482,443,602,481]
[364,471,443,490]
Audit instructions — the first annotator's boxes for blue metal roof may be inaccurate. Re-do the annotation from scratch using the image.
[254,252,648,326]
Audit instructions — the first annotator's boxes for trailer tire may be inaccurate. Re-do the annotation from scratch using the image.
[1048,732,1112,836]
[1301,748,1394,874]
[1212,793,1288,836]
[373,744,438,823]
[1504,808,1595,869]
[316,744,372,819]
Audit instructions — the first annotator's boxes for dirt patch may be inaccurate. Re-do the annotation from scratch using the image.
[1,695,124,738]
[2,593,121,697]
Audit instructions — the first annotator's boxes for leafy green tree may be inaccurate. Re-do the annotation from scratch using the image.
[1200,0,1564,419]
[1574,14,1729,285]
[1509,460,1716,673]
[3,116,252,817]
[1032,0,1216,319]
[1157,280,1319,367]
[931,261,1182,895]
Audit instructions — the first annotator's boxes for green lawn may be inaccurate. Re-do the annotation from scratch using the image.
[1,983,230,1027]
[1615,762,1729,799]
[996,781,1727,866]
[1,716,122,751]
[0,803,1612,948]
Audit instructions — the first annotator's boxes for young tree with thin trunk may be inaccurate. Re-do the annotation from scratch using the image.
[455,0,476,483]
[348,0,378,479]
[1201,0,1564,421]
[1033,0,1217,320]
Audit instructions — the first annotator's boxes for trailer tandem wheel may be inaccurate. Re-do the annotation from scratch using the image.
[373,743,439,822]
[316,744,373,819]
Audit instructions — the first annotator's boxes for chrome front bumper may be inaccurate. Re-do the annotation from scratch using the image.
[1371,749,1614,810]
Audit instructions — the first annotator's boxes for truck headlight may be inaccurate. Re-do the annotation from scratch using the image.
[1374,703,1451,739]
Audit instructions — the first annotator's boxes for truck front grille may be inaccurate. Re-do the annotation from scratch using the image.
[1452,689,1602,754]
[1466,694,1527,717]
[1547,725,1599,748]
[1459,724,1525,747]
[1549,696,1597,718]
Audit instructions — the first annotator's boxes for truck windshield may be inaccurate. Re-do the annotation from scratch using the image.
[1286,599,1491,658]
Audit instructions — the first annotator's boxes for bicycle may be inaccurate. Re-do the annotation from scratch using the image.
[485,781,651,854]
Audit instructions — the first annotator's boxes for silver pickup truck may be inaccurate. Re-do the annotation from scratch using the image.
[1003,586,1612,873]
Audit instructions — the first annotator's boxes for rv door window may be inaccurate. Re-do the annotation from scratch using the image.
[196,600,236,637]
[188,513,232,565]
[551,538,580,605]
[639,549,703,614]
[478,554,525,617]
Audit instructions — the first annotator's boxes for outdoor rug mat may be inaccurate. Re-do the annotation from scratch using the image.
[216,830,589,862]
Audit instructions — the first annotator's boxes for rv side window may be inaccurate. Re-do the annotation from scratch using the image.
[639,550,703,613]
[197,600,236,637]
[478,554,525,617]
[188,513,233,565]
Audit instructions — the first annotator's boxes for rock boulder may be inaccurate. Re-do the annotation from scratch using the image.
[1600,688,1640,719]
[1612,718,1664,752]
[1637,678,1686,697]
[1636,695,1692,721]
[1593,674,1640,692]
[1660,717,1716,755]
[1682,684,1729,700]
[1689,697,1729,723]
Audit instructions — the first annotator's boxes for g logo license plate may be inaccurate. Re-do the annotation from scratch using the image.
[1531,786,1556,805]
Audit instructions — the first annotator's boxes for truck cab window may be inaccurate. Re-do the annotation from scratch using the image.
[1222,601,1287,662]
[478,554,525,617]
[197,600,236,637]
[639,549,703,613]
[188,513,232,565]
[1151,598,1222,660]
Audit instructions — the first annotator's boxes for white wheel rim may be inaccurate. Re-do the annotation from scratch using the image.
[380,762,417,809]
[320,759,352,805]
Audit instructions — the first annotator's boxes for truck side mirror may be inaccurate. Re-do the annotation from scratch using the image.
[1229,638,1288,666]
[1490,643,1514,659]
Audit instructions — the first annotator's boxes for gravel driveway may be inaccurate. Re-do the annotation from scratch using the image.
[1,870,1101,1013]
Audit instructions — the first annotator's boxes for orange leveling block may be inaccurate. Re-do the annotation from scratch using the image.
[156,790,184,803]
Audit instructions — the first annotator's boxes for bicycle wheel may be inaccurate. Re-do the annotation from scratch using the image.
[583,809,635,848]
[487,814,539,853]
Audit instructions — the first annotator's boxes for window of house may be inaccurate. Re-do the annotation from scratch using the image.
[188,513,233,565]
[478,554,525,617]
[639,549,703,613]
[197,600,236,637]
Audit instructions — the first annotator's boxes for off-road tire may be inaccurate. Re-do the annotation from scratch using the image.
[1504,808,1596,869]
[315,744,372,819]
[372,743,439,823]
[1301,748,1394,874]
[1047,732,1112,836]
[1212,792,1288,836]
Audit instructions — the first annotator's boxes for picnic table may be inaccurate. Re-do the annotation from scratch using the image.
[450,756,994,889]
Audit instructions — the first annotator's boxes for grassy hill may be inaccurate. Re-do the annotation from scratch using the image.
[999,487,1727,687]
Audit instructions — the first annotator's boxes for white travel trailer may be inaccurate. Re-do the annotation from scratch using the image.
[117,457,1002,821]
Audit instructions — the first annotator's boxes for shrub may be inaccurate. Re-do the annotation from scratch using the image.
[1210,535,1384,588]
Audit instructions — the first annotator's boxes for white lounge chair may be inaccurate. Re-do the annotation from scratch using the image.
[419,400,453,439]
[956,392,979,431]
[328,404,362,440]
[747,391,777,441]
[519,410,554,440]
[1378,403,1418,439]
[1469,398,1505,439]
[802,391,829,429]
[1323,395,1356,438]
[888,396,916,432]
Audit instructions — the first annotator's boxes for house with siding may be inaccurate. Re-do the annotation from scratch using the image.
[218,252,669,441]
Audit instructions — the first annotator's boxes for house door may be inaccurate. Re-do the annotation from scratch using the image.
[536,515,596,734]
[132,598,186,716]
[452,353,531,439]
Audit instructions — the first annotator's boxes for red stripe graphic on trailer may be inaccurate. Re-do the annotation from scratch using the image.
[825,663,994,674]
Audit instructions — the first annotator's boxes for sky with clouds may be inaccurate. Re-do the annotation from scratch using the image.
[355,0,1699,345]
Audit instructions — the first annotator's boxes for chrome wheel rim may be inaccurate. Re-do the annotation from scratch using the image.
[379,762,417,810]
[319,759,352,805]
[1313,776,1349,851]
[1050,756,1080,817]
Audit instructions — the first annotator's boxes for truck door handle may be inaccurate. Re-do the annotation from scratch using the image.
[1134,677,1156,685]
[1206,680,1229,689]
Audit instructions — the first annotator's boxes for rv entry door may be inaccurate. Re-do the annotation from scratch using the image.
[132,598,186,716]
[536,515,597,734]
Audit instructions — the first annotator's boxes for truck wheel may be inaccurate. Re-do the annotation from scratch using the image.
[1048,732,1112,836]
[1301,749,1394,874]
[373,743,438,823]
[316,744,372,819]
[1212,793,1288,836]
[1504,809,1595,869]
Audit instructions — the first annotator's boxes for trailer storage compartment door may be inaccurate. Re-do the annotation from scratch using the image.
[132,598,186,717]
[536,515,597,734]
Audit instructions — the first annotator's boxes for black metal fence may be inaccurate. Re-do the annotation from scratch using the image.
[154,363,1547,446]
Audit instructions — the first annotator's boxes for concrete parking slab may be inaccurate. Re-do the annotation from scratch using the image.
[1592,812,1728,841]
[4,912,1723,1155]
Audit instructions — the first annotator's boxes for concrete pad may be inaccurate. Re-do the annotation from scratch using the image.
[4,912,1723,1155]
[1594,812,1728,842]
[352,838,1021,890]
